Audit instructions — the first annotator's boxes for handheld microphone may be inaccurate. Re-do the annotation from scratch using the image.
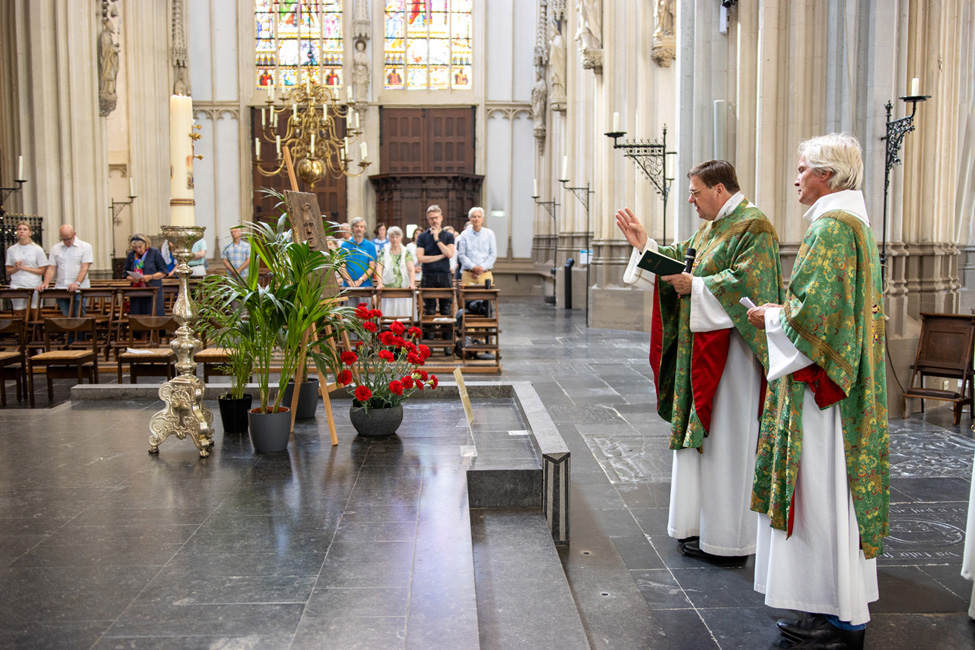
[683,248,697,274]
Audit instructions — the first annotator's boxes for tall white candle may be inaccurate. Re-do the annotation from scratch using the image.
[275,135,281,158]
[346,86,353,104]
[129,177,135,197]
[911,77,920,96]
[360,142,367,160]
[533,178,538,197]
[261,108,266,127]
[612,112,620,132]
[354,112,360,130]
[561,156,568,181]
[269,85,275,102]
[272,111,278,128]
[169,94,195,227]
[292,104,297,121]
[310,134,315,154]
[255,138,260,158]
[17,155,23,181]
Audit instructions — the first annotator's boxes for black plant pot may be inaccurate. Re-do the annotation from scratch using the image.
[350,404,404,437]
[218,394,253,433]
[280,378,320,420]
[248,407,291,453]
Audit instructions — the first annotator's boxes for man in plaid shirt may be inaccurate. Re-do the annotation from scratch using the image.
[221,227,250,277]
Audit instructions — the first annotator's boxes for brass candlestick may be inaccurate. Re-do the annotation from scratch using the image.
[148,225,214,457]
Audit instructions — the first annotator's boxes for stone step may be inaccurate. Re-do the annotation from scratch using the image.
[471,508,590,650]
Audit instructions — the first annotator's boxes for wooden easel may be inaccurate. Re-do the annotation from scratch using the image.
[281,146,347,446]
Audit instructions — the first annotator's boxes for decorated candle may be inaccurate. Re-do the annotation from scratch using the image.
[169,94,195,227]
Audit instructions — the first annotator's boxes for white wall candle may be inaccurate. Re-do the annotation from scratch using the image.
[269,84,275,102]
[346,86,353,103]
[169,94,195,227]
[261,108,266,127]
[129,177,135,197]
[17,155,23,180]
[255,138,260,158]
[310,134,315,154]
[275,135,281,158]
[612,112,620,132]
[911,77,920,96]
[360,142,367,160]
[272,111,278,128]
[354,112,360,129]
[533,178,538,196]
[561,156,568,181]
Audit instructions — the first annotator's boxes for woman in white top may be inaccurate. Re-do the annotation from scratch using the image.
[375,226,416,319]
[4,221,47,311]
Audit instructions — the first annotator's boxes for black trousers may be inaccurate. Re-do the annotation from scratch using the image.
[421,272,452,315]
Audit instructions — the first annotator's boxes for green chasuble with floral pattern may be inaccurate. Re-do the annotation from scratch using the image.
[751,210,889,559]
[653,199,783,451]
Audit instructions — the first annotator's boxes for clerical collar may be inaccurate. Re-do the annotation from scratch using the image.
[714,192,745,223]
[803,189,870,226]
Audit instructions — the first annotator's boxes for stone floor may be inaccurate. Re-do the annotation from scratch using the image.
[1,296,974,649]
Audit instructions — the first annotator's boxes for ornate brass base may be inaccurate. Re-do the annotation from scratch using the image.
[148,225,214,457]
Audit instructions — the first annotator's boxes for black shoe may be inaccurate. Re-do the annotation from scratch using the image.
[774,615,865,649]
[677,535,700,544]
[678,538,748,563]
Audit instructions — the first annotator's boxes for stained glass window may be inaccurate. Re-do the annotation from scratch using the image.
[255,0,343,90]
[384,0,472,90]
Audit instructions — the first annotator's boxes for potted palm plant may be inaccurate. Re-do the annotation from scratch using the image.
[235,215,357,452]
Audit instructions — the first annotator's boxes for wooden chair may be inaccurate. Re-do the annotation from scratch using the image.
[0,317,28,406]
[111,287,160,359]
[194,346,232,382]
[117,315,178,383]
[28,317,99,404]
[376,287,417,327]
[457,287,501,370]
[902,312,975,425]
[27,290,76,353]
[0,288,35,319]
[79,287,118,360]
[417,287,457,356]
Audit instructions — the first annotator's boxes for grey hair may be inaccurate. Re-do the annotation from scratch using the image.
[130,233,150,246]
[468,206,484,219]
[426,205,442,215]
[797,132,863,191]
[387,226,403,238]
[349,216,366,227]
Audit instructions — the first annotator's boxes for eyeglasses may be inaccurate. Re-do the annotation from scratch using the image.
[688,188,703,197]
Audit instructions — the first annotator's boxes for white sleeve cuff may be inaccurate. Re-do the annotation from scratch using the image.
[689,277,734,332]
[622,240,658,288]
[765,307,813,380]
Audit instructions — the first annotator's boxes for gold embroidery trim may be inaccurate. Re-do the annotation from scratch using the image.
[694,210,777,274]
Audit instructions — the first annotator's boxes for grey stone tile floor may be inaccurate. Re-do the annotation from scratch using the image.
[1,296,974,648]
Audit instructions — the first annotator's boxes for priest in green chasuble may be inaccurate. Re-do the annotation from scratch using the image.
[617,160,783,560]
[746,133,888,650]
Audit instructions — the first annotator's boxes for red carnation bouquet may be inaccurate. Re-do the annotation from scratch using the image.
[340,304,438,412]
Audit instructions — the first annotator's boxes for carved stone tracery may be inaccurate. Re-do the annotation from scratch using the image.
[171,0,191,95]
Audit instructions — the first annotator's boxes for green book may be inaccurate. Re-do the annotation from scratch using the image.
[637,249,686,276]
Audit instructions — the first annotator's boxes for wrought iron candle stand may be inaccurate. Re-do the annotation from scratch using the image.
[606,125,676,245]
[560,180,594,326]
[148,225,214,457]
[880,93,929,281]
[0,178,26,220]
[109,194,137,261]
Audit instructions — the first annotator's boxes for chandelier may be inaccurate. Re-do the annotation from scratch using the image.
[254,80,369,188]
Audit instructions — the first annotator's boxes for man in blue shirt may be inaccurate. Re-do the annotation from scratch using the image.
[340,217,377,308]
[415,205,456,315]
[456,206,496,286]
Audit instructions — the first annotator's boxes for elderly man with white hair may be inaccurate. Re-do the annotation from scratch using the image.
[747,133,888,650]
[456,206,497,286]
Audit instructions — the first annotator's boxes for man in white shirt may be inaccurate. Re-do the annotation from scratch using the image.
[456,207,497,286]
[40,224,93,316]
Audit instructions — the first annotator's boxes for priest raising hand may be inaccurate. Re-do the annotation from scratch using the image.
[618,159,784,563]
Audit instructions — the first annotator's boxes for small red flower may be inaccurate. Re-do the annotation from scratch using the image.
[379,331,396,346]
[430,375,438,389]
[405,342,417,353]
[363,321,378,333]
[354,385,372,402]
[336,370,353,385]
[416,370,428,381]
[416,380,424,391]
[378,350,395,362]
[354,303,370,318]
[390,320,405,335]
[418,344,431,360]
[388,380,404,396]
[341,351,358,365]
[401,375,414,389]
[407,352,422,365]
[392,336,407,347]
[369,309,382,320]
[408,327,422,339]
